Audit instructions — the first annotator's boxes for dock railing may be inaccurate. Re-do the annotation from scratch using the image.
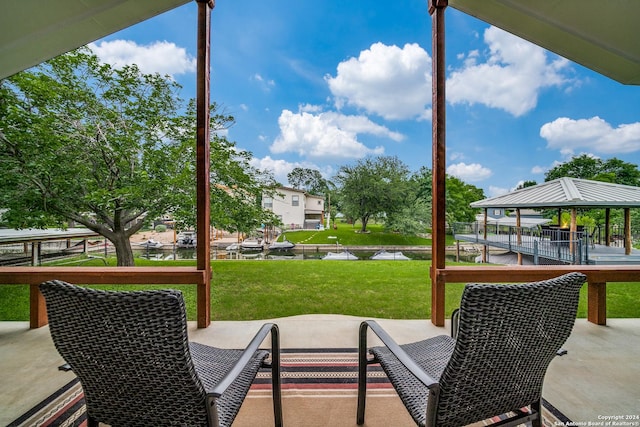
[452,222,594,265]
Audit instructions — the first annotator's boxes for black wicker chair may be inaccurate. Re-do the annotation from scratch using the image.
[357,272,586,427]
[40,280,283,427]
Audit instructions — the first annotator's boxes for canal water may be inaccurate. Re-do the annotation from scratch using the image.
[135,247,478,263]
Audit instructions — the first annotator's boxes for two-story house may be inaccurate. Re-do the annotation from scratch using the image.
[263,187,325,230]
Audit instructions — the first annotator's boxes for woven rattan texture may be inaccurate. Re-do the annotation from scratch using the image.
[371,272,585,427]
[40,280,267,427]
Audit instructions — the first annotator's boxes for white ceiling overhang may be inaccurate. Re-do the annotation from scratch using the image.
[0,0,191,80]
[448,0,640,85]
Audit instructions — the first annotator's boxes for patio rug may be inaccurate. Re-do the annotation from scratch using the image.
[9,348,571,427]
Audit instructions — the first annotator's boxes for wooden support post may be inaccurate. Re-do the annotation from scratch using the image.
[605,208,611,246]
[570,208,577,256]
[624,207,631,255]
[430,0,447,326]
[516,208,522,265]
[29,283,47,328]
[482,209,488,263]
[196,0,214,328]
[587,281,606,325]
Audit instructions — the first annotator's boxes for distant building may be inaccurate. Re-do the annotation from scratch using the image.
[263,187,325,230]
[475,208,550,228]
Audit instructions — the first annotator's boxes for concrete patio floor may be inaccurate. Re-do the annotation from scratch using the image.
[1,315,638,425]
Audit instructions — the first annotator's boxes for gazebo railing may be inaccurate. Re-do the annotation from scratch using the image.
[452,222,593,265]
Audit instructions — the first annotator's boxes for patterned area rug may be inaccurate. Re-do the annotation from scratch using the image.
[9,348,572,427]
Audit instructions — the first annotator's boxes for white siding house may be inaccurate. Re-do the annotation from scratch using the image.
[263,187,325,230]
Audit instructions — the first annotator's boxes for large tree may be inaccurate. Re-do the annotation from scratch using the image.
[383,166,432,234]
[544,154,640,228]
[286,167,328,195]
[0,48,272,265]
[545,154,640,186]
[334,156,410,232]
[445,175,485,224]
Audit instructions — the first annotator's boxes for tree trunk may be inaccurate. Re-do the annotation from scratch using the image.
[111,230,135,266]
[360,216,369,232]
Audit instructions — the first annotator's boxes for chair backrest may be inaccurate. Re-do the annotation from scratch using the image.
[40,280,209,426]
[436,272,586,427]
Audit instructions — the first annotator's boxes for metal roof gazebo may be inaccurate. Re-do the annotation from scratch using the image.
[470,177,640,257]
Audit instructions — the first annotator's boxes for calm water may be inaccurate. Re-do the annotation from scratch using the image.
[135,247,478,263]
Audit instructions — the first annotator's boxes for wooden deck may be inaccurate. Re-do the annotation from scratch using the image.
[454,232,640,265]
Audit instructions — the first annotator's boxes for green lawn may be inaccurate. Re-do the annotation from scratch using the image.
[278,222,452,246]
[1,258,639,321]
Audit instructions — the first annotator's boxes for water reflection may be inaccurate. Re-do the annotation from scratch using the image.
[135,247,477,262]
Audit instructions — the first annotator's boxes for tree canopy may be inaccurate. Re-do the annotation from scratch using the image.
[545,154,640,186]
[334,156,410,232]
[0,48,273,265]
[287,167,328,195]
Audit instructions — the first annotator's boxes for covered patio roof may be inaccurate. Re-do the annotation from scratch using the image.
[1,1,639,329]
[0,0,191,80]
[470,177,640,209]
[448,0,640,85]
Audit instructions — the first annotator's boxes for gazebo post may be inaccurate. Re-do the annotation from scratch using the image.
[482,208,488,263]
[624,208,631,255]
[605,208,611,246]
[516,208,522,265]
[570,208,577,255]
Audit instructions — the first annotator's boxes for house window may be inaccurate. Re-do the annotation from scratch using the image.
[493,209,502,216]
[263,197,273,208]
[292,195,299,206]
[317,200,321,205]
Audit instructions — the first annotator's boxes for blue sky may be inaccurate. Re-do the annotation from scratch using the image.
[88,0,640,198]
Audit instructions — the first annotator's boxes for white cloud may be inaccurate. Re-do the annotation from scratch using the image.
[531,165,547,174]
[249,156,332,185]
[447,26,572,117]
[270,109,404,160]
[299,103,323,113]
[487,185,510,197]
[447,162,492,182]
[252,73,275,91]
[540,116,640,155]
[89,40,196,77]
[325,42,432,120]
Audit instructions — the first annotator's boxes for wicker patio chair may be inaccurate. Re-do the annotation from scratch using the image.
[40,280,283,427]
[357,272,586,427]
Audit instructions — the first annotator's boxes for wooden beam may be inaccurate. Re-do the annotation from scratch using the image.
[0,267,208,328]
[588,281,606,325]
[432,264,640,326]
[430,0,447,326]
[196,0,213,327]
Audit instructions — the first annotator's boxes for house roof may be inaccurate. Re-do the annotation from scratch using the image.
[0,0,190,80]
[448,0,640,85]
[470,178,640,209]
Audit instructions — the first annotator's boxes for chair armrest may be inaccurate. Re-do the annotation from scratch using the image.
[451,308,460,339]
[208,322,280,398]
[360,320,439,390]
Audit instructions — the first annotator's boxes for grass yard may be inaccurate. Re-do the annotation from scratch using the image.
[279,222,450,246]
[1,258,639,321]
